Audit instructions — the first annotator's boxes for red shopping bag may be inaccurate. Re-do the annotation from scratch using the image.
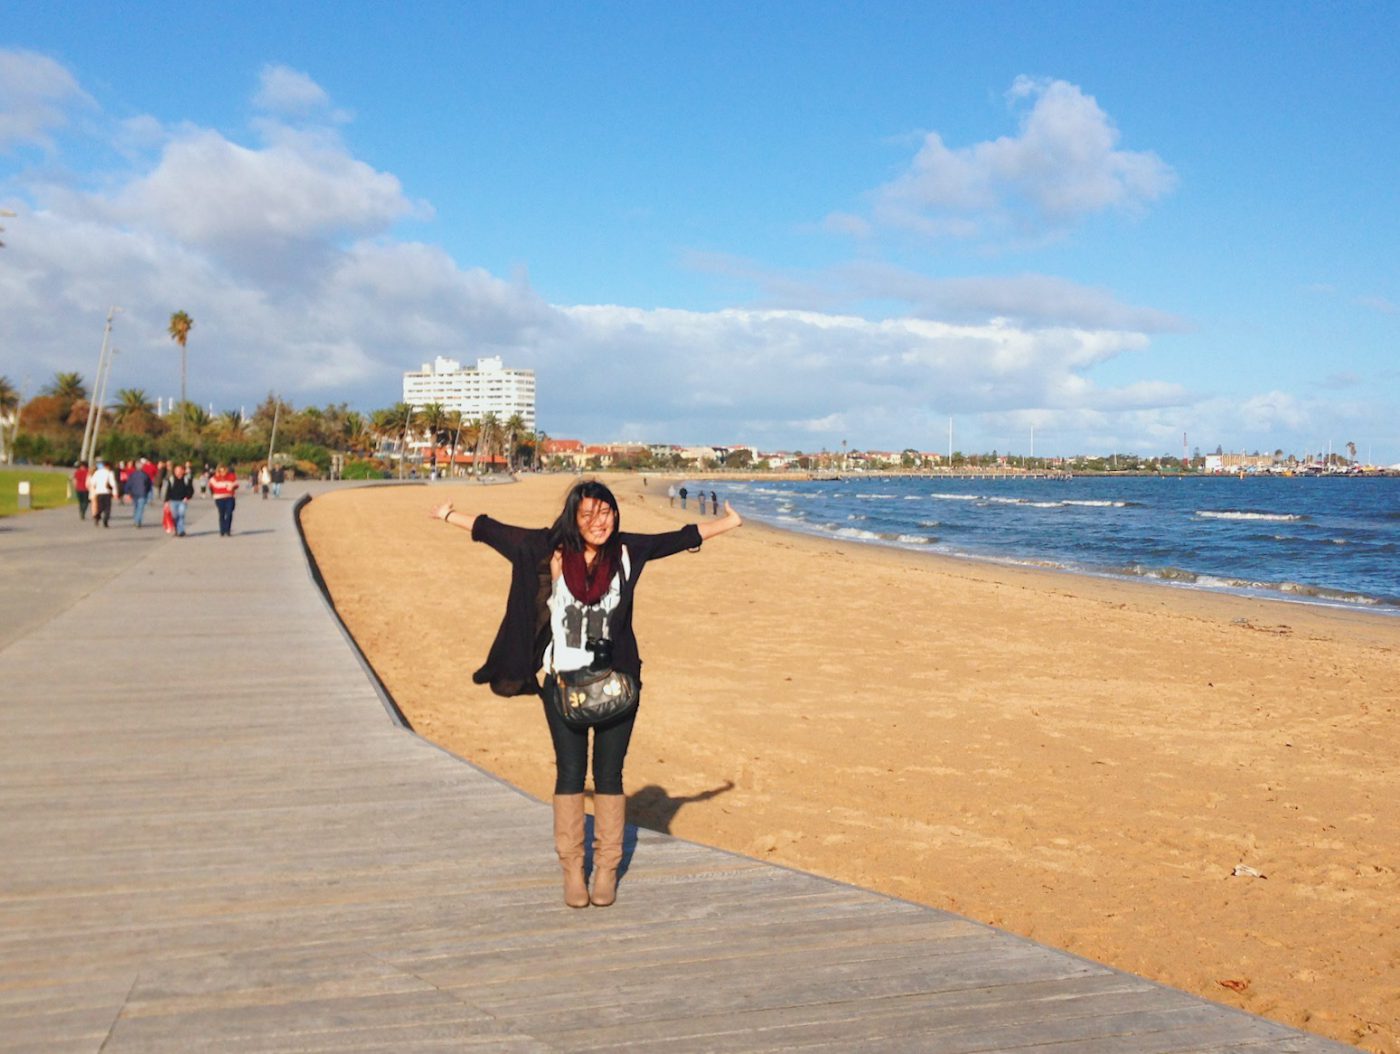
[162,501,174,534]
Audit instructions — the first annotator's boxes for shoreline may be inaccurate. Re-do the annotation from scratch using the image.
[301,475,1400,1052]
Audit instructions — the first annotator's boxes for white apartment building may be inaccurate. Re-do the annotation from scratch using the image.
[402,356,536,428]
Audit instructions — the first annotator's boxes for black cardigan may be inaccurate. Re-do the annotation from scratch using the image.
[471,514,703,697]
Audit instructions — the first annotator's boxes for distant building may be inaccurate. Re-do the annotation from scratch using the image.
[403,355,535,429]
[1203,453,1275,474]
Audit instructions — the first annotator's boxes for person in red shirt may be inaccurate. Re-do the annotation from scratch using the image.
[209,463,240,536]
[72,462,90,520]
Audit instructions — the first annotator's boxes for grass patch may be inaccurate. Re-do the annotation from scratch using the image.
[0,468,74,517]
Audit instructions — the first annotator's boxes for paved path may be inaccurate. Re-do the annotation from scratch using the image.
[0,486,1352,1052]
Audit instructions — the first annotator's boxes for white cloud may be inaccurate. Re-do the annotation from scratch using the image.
[684,253,1187,332]
[844,77,1176,242]
[253,65,346,122]
[0,48,94,150]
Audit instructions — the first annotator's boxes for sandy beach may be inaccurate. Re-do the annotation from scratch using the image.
[301,474,1399,1052]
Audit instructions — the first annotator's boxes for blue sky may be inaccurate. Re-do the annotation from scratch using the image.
[2,1,1397,461]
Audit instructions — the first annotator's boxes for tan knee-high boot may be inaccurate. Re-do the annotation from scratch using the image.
[590,793,627,907]
[552,794,589,908]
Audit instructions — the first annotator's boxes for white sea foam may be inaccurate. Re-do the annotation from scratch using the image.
[931,492,979,501]
[1196,510,1305,522]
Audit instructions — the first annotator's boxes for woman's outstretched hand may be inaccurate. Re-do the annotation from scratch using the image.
[697,501,742,541]
[430,501,456,523]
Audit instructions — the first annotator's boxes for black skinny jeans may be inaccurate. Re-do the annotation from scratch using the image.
[541,692,638,795]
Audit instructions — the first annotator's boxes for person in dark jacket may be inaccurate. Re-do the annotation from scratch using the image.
[124,458,154,527]
[430,479,742,908]
[165,463,195,537]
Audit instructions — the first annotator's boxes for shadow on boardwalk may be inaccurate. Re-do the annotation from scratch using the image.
[0,484,1350,1051]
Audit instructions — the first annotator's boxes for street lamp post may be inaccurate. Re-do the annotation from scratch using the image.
[80,307,121,468]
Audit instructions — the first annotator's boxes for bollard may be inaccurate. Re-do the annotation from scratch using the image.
[17,480,31,510]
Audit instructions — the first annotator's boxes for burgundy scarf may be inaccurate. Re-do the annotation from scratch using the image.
[561,549,614,605]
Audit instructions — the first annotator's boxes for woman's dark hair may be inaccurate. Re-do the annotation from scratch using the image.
[550,479,622,562]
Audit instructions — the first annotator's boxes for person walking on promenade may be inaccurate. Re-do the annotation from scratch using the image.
[73,462,90,520]
[258,463,271,499]
[209,463,239,536]
[88,458,117,528]
[270,464,285,498]
[430,480,743,908]
[125,458,154,527]
[165,463,194,537]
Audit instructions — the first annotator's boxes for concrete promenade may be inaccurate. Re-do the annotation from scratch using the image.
[0,484,1351,1051]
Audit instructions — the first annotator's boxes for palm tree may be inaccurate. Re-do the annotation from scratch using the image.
[180,402,212,435]
[475,412,503,477]
[0,374,19,462]
[112,388,155,424]
[1346,441,1358,464]
[217,410,248,438]
[392,401,415,478]
[342,410,368,454]
[168,310,194,426]
[43,371,87,403]
[369,408,399,457]
[503,412,527,472]
[416,402,448,475]
[441,410,463,477]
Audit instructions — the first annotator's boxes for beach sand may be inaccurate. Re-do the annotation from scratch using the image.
[300,474,1400,1052]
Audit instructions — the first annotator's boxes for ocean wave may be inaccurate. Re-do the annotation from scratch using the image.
[1195,510,1308,522]
[1062,499,1137,508]
[931,492,979,501]
[1126,567,1391,608]
[1123,564,1200,583]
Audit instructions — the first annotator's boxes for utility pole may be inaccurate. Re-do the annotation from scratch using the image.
[80,307,121,468]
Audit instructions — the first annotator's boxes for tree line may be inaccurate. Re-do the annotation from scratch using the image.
[0,371,542,479]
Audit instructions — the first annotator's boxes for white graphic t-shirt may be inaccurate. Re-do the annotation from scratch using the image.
[545,548,629,673]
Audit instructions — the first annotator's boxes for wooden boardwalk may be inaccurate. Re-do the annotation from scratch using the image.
[0,484,1351,1052]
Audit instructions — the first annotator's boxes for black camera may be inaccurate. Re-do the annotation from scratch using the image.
[585,637,613,669]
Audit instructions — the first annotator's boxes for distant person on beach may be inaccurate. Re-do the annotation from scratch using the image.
[209,464,239,537]
[72,462,90,521]
[165,463,194,537]
[710,490,718,515]
[679,485,688,509]
[124,459,154,528]
[667,484,676,507]
[88,459,117,528]
[430,479,743,908]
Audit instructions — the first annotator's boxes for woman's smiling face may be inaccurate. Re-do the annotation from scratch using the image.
[576,497,616,549]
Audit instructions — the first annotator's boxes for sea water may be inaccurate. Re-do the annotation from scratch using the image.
[708,475,1400,613]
